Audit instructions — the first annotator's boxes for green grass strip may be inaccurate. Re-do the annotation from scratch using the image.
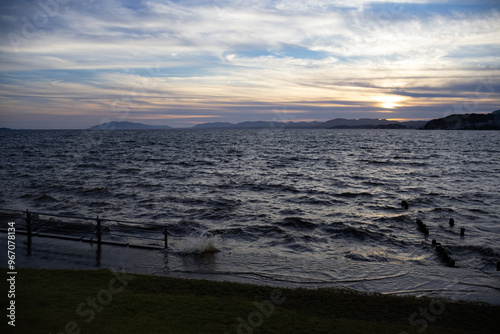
[1,268,499,333]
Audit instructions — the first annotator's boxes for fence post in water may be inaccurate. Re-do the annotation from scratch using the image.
[164,226,168,250]
[96,216,102,251]
[26,209,32,255]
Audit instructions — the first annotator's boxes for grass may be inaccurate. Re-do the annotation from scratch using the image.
[1,268,499,333]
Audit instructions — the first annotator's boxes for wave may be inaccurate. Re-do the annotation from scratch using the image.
[193,208,235,220]
[193,159,215,166]
[336,192,373,198]
[322,224,387,242]
[277,217,316,229]
[374,215,408,223]
[210,227,245,237]
[35,194,58,202]
[345,252,371,262]
[362,181,386,186]
[89,201,111,207]
[364,159,391,164]
[137,183,163,188]
[246,183,301,194]
[468,208,488,214]
[168,220,208,236]
[431,207,455,213]
[118,167,141,174]
[287,242,314,253]
[289,196,342,206]
[175,233,221,254]
[447,244,499,257]
[83,187,110,194]
[76,163,105,169]
[244,225,285,240]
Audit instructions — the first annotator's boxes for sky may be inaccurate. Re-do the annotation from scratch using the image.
[0,0,499,129]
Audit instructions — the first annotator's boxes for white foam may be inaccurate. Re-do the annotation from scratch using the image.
[176,233,221,254]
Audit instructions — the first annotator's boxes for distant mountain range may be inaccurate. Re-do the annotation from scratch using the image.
[90,119,427,130]
[191,118,427,129]
[424,110,500,130]
[89,111,500,130]
[88,121,172,130]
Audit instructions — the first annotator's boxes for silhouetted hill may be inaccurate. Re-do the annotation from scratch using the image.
[89,118,429,131]
[424,111,500,130]
[192,119,426,129]
[191,122,235,129]
[89,121,172,130]
[376,123,407,129]
[323,118,388,128]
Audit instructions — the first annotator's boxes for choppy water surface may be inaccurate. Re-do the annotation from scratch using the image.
[1,129,499,303]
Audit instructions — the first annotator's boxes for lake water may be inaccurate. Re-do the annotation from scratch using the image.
[1,129,499,304]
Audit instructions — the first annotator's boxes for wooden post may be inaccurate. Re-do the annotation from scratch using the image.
[95,216,102,267]
[96,216,102,250]
[164,226,168,250]
[26,209,32,255]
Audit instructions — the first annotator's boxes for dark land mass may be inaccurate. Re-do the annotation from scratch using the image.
[87,110,499,131]
[191,118,427,129]
[89,118,428,130]
[88,121,172,130]
[424,110,500,130]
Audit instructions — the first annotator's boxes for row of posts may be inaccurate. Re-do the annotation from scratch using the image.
[24,210,168,252]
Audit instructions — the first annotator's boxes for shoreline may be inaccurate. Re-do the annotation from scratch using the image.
[3,232,500,307]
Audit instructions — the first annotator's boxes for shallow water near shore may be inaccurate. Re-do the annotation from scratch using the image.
[3,235,500,305]
[1,129,499,303]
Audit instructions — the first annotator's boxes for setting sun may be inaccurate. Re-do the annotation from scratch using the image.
[382,102,397,109]
[377,95,404,109]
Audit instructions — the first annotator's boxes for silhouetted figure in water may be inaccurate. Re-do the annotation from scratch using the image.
[460,227,465,237]
[401,200,409,210]
[449,218,455,227]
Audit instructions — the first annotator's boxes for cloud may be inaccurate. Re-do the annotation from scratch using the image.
[0,0,499,128]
